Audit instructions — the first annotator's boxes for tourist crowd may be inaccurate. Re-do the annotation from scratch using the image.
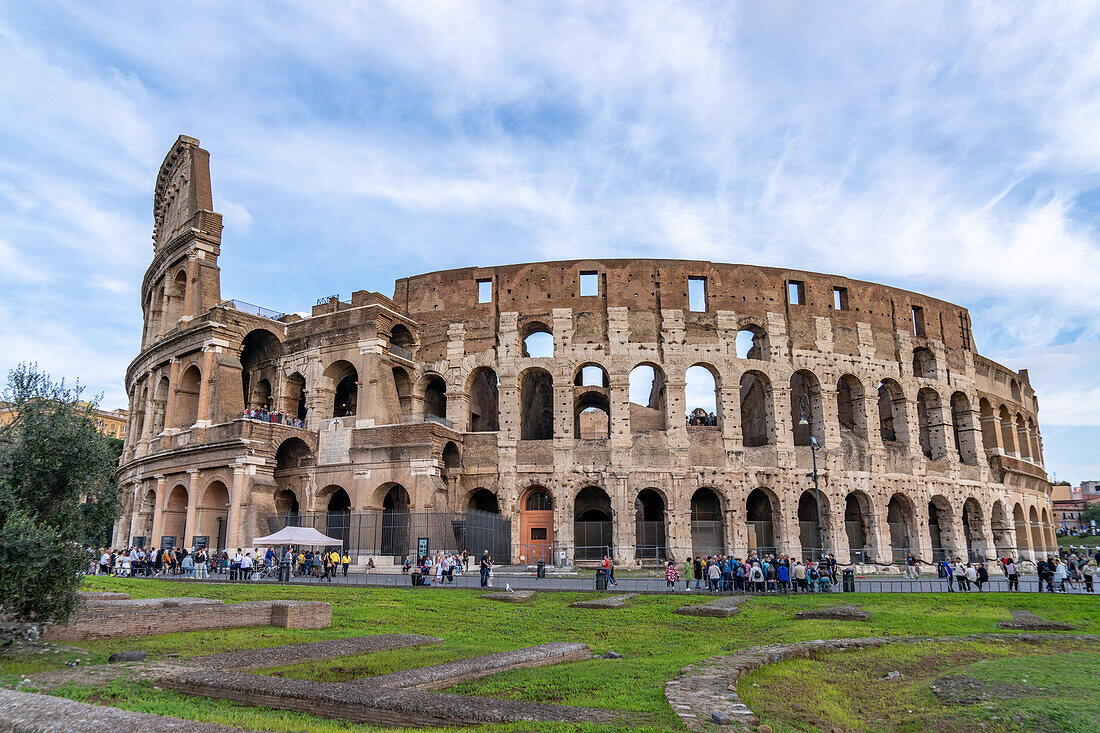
[664,552,840,593]
[241,406,305,428]
[402,549,481,586]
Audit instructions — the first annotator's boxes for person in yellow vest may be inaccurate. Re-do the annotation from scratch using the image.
[341,551,350,577]
[329,548,341,581]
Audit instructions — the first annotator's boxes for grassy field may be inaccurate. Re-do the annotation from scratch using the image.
[1058,534,1100,548]
[2,577,1097,732]
[739,639,1100,732]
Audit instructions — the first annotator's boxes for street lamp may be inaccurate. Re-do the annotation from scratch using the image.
[797,395,826,562]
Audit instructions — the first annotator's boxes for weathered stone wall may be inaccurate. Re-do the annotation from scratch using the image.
[113,138,1055,567]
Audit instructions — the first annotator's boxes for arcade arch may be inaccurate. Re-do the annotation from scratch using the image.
[690,488,725,558]
[574,486,613,561]
[520,368,554,439]
[740,371,772,447]
[634,488,667,560]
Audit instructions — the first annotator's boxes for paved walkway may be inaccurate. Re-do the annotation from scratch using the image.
[128,569,1098,595]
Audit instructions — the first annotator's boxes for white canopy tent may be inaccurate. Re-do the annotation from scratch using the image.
[252,526,344,547]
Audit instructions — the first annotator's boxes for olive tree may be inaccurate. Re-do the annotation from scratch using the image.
[0,364,119,624]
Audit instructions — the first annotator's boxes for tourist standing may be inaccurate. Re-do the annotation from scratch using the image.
[480,550,492,587]
[906,552,918,579]
[1006,558,1019,591]
[665,561,679,589]
[342,551,351,576]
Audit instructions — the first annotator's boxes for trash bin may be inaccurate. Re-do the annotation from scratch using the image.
[842,568,855,593]
[937,562,946,578]
[279,561,291,583]
[595,568,608,591]
[536,560,546,578]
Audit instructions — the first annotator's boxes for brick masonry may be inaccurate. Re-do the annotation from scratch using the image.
[43,598,330,641]
[189,634,441,671]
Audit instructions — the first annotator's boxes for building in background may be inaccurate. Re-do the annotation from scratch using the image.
[0,401,127,441]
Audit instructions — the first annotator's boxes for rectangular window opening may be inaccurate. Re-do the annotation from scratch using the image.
[580,271,599,297]
[787,280,805,306]
[688,277,707,312]
[912,305,926,338]
[477,279,493,304]
[832,286,849,311]
[530,527,548,541]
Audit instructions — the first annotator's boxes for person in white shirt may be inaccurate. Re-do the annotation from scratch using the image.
[240,552,254,580]
[99,551,111,575]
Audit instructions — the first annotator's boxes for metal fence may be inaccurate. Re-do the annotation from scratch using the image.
[266,509,511,563]
[573,521,613,561]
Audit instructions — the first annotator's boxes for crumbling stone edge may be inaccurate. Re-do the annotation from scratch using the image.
[665,632,1100,731]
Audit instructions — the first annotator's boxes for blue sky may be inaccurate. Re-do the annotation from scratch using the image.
[0,2,1097,483]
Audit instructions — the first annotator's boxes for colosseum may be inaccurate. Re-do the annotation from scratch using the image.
[112,136,1056,570]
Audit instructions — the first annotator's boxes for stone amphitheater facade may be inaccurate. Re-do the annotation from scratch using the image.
[113,136,1055,568]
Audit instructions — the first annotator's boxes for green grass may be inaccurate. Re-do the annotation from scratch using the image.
[3,576,1096,732]
[738,639,1100,732]
[1058,534,1100,548]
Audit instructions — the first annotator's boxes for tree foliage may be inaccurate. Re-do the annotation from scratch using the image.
[1082,503,1100,526]
[0,364,120,624]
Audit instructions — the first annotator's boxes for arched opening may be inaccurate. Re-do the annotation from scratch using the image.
[136,488,156,543]
[133,386,147,443]
[442,441,461,473]
[1028,506,1043,560]
[162,485,188,546]
[836,375,867,440]
[887,494,916,564]
[520,487,554,563]
[324,486,351,550]
[380,484,410,558]
[629,363,667,433]
[746,489,777,556]
[468,488,500,514]
[165,269,187,327]
[322,361,358,420]
[844,491,873,563]
[1015,414,1031,460]
[574,486,612,561]
[574,364,609,387]
[735,326,769,360]
[240,329,283,410]
[467,367,499,432]
[197,481,229,552]
[951,392,978,465]
[334,375,358,418]
[634,489,667,561]
[739,371,772,447]
[521,322,554,358]
[174,365,201,429]
[1027,418,1041,464]
[274,437,311,524]
[1040,507,1054,554]
[790,370,825,447]
[392,367,412,421]
[916,388,944,459]
[962,498,985,562]
[423,375,447,422]
[574,391,610,439]
[275,489,300,516]
[390,324,414,350]
[690,488,725,558]
[990,500,1013,556]
[520,368,554,439]
[1013,503,1028,559]
[152,376,170,435]
[979,398,998,453]
[912,347,936,379]
[685,364,720,426]
[282,372,307,422]
[877,379,906,444]
[797,491,826,560]
[928,496,954,562]
[999,405,1017,455]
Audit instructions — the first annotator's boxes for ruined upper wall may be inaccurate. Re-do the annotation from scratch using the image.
[394,259,976,359]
